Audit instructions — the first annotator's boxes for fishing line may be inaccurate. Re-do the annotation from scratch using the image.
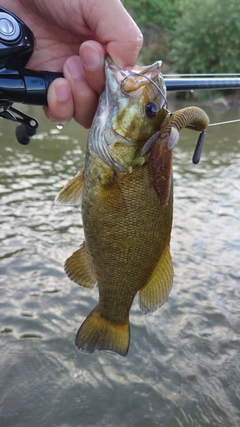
[208,118,240,127]
[192,118,240,163]
[34,46,68,61]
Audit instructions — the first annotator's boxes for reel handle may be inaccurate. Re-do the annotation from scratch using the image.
[0,68,64,105]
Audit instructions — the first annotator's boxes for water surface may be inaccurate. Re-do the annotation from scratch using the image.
[0,102,239,427]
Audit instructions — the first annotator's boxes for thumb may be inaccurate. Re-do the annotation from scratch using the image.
[82,0,143,68]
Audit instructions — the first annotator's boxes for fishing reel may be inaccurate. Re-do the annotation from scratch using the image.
[0,7,62,144]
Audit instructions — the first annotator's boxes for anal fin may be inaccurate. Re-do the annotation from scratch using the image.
[55,170,84,206]
[64,242,96,288]
[138,245,173,314]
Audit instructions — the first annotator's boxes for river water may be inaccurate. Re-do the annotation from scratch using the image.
[0,100,239,427]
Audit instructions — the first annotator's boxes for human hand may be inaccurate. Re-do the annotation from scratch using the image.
[1,0,143,128]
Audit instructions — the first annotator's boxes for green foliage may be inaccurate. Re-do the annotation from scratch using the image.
[122,0,180,62]
[122,0,240,74]
[168,0,240,73]
[122,0,179,31]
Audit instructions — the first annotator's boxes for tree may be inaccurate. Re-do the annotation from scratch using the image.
[168,0,240,73]
[122,0,180,63]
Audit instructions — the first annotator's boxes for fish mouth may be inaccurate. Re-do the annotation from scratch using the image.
[105,55,164,90]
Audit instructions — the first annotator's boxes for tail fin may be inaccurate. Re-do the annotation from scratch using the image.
[75,306,130,357]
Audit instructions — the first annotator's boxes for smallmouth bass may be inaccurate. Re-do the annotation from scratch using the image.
[55,57,208,356]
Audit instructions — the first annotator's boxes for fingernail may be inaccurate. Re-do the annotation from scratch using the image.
[55,82,70,102]
[81,45,101,69]
[65,56,83,80]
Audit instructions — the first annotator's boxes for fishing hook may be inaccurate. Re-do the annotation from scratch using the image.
[120,72,171,114]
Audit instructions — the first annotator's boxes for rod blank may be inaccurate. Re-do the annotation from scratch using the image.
[165,77,240,91]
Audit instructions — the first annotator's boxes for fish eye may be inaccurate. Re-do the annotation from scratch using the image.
[145,102,159,118]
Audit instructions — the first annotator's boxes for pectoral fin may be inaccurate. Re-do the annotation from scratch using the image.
[138,245,173,314]
[55,170,84,206]
[64,242,96,289]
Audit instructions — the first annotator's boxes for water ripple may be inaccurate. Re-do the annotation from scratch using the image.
[0,104,240,426]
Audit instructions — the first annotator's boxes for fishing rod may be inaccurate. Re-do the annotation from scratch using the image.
[164,77,240,92]
[0,7,240,148]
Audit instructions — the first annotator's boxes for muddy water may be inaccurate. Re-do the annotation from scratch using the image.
[0,102,239,427]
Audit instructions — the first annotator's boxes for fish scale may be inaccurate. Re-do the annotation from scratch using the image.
[55,56,174,356]
[79,145,173,350]
[55,58,209,355]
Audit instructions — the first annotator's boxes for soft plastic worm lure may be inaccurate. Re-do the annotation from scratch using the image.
[142,106,209,202]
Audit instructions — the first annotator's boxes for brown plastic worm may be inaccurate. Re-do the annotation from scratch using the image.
[142,106,209,155]
[163,106,209,133]
[142,106,209,206]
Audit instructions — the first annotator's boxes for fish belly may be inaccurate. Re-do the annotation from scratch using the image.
[82,152,172,323]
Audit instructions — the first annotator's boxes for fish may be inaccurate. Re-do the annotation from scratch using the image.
[55,56,208,357]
